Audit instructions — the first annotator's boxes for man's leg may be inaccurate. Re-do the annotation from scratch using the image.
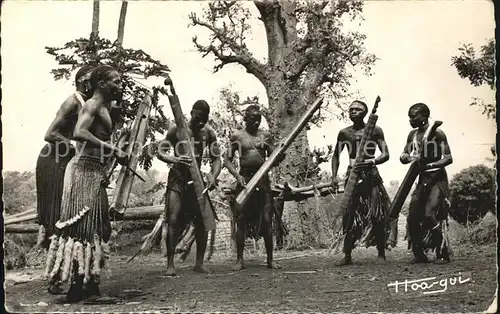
[232,206,247,271]
[424,186,449,264]
[407,195,427,263]
[193,219,210,273]
[262,193,281,269]
[373,221,386,260]
[165,190,183,276]
[339,210,356,265]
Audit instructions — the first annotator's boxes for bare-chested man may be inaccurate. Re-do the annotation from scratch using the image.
[45,65,127,303]
[331,100,391,265]
[225,105,285,271]
[158,100,222,276]
[401,103,453,264]
[36,65,93,294]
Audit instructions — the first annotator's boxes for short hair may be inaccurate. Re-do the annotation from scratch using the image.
[75,65,95,85]
[89,65,117,90]
[192,99,210,115]
[350,100,368,113]
[409,103,430,118]
[244,104,261,117]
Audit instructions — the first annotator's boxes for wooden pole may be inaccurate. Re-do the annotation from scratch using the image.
[388,121,443,219]
[163,76,216,230]
[110,93,152,217]
[336,96,381,219]
[234,96,324,212]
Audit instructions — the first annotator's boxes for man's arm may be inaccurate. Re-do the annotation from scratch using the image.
[44,95,78,145]
[425,129,453,169]
[400,131,414,164]
[224,132,242,179]
[331,131,346,181]
[73,102,118,155]
[157,126,181,164]
[370,126,390,165]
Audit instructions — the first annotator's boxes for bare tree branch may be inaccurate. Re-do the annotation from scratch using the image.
[190,12,268,82]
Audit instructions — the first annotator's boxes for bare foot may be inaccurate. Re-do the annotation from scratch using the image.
[193,265,210,274]
[233,260,245,271]
[267,261,282,269]
[165,266,176,276]
[336,255,353,266]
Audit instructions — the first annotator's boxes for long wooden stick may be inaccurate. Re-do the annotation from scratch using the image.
[337,96,381,218]
[234,96,324,211]
[163,76,216,230]
[388,120,443,219]
[110,93,152,216]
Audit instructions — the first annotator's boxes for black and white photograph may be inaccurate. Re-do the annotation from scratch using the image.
[1,0,497,312]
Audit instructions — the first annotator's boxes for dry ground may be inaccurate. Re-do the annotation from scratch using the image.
[4,241,497,313]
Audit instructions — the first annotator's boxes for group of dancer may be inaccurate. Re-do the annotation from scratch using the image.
[36,64,453,303]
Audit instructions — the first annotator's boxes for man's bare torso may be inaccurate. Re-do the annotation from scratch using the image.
[233,129,270,169]
[339,125,382,160]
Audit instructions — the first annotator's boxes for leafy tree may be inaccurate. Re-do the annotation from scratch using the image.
[449,164,496,225]
[189,0,375,247]
[45,34,171,170]
[451,38,495,119]
[2,171,37,215]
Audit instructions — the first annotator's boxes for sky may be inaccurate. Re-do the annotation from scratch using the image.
[1,0,496,183]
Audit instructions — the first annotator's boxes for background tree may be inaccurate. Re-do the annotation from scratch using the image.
[45,35,171,170]
[189,0,375,247]
[448,164,496,225]
[451,38,495,119]
[2,171,37,215]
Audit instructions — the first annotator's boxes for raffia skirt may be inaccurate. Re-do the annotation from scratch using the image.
[229,168,288,240]
[331,166,392,252]
[44,155,111,285]
[36,143,75,248]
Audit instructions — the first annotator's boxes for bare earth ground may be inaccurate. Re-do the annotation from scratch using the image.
[5,242,497,313]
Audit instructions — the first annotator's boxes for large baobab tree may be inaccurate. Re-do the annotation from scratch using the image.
[189,0,376,247]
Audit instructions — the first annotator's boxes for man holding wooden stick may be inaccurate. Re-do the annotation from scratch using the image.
[400,103,453,264]
[224,105,286,271]
[331,100,391,265]
[157,100,221,276]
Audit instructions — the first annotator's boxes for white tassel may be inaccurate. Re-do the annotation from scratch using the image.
[61,237,74,282]
[50,236,66,279]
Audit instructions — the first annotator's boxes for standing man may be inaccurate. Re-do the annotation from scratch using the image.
[331,100,391,265]
[400,103,452,264]
[44,65,127,303]
[224,105,285,271]
[36,64,94,294]
[158,100,222,276]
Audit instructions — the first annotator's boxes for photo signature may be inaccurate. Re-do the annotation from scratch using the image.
[387,272,471,295]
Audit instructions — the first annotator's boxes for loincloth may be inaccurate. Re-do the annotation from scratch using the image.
[45,155,111,286]
[164,165,201,232]
[36,143,76,249]
[407,168,450,251]
[230,168,287,240]
[339,165,392,249]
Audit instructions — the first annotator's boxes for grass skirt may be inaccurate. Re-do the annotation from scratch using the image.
[44,155,111,286]
[36,143,75,249]
[229,168,288,240]
[332,166,392,252]
[406,169,451,254]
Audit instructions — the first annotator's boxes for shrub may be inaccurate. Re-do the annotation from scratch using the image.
[449,165,496,224]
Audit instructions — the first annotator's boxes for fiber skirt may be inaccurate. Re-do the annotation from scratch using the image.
[36,143,75,248]
[44,155,111,285]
